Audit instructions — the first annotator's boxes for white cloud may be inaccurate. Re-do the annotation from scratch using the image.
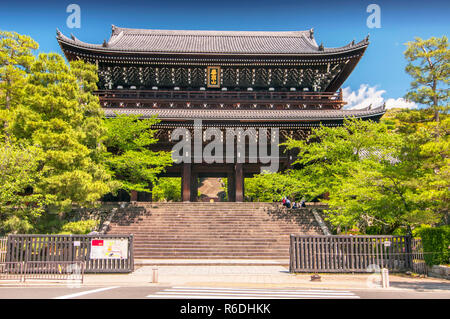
[385,98,418,109]
[342,84,418,110]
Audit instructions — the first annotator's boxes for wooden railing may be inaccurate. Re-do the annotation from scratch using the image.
[290,235,427,274]
[95,89,345,109]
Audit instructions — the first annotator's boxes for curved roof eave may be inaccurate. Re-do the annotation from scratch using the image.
[56,28,369,57]
[102,107,385,122]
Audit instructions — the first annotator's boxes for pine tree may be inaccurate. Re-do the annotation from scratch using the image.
[11,53,114,211]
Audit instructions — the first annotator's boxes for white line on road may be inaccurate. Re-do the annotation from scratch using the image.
[172,286,352,294]
[147,287,360,299]
[53,286,120,299]
[163,289,355,295]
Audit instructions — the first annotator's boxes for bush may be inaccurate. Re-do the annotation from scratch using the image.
[59,220,99,234]
[152,178,181,202]
[416,225,450,266]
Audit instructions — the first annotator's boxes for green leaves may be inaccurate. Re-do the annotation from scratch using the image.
[103,114,173,193]
[279,114,448,234]
[0,30,116,219]
[0,142,51,234]
[404,36,449,121]
[152,178,182,202]
[245,171,307,202]
[0,30,174,234]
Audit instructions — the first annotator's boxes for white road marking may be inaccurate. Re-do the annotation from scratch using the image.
[163,288,355,295]
[172,286,354,293]
[53,286,120,299]
[147,287,360,299]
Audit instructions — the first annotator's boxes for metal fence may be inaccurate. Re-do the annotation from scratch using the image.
[5,234,134,273]
[290,235,427,275]
[411,238,427,275]
[0,261,84,282]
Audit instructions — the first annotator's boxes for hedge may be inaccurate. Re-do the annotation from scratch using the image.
[417,225,450,266]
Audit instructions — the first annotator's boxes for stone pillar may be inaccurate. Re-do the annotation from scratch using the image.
[235,163,244,202]
[181,163,191,202]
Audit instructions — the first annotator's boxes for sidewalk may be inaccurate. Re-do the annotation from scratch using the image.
[81,265,450,292]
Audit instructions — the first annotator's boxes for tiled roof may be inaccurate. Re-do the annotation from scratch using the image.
[103,107,385,122]
[56,26,369,55]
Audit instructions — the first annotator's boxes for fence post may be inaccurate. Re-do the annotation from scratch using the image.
[289,235,294,272]
[130,234,134,272]
[381,268,390,288]
[21,261,26,283]
[405,235,412,270]
[5,235,11,263]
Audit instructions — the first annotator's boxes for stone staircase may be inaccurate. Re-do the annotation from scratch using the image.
[105,202,324,260]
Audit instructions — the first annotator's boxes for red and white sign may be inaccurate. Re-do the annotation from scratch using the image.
[90,239,128,259]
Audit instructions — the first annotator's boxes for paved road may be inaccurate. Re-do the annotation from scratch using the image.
[0,285,448,299]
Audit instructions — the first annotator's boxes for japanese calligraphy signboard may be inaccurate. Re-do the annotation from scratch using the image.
[207,66,221,88]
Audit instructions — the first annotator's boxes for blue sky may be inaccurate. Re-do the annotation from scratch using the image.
[1,0,449,108]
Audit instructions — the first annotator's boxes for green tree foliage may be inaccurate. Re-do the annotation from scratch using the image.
[0,142,50,234]
[9,53,114,211]
[0,30,174,233]
[385,109,449,224]
[0,31,38,139]
[152,177,181,202]
[404,36,449,122]
[245,172,308,202]
[59,220,99,235]
[416,225,450,266]
[103,114,173,193]
[284,118,446,234]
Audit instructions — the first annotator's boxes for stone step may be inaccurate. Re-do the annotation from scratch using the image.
[134,253,290,258]
[135,259,289,266]
[109,231,307,236]
[109,233,314,237]
[105,203,323,259]
[109,225,310,230]
[134,256,289,260]
[129,236,292,241]
[133,242,286,249]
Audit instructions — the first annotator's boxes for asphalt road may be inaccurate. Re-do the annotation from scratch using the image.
[0,285,448,299]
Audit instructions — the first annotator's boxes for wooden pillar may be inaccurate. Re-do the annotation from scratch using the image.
[235,163,244,202]
[130,190,138,202]
[227,171,236,202]
[137,182,153,202]
[181,163,191,202]
[190,171,198,202]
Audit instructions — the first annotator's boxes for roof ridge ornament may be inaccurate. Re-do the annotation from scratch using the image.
[103,39,108,47]
[319,42,324,51]
[112,24,119,35]
[70,33,76,40]
[309,28,314,39]
[56,28,62,37]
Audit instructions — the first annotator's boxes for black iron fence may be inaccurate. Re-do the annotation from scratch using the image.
[5,234,134,273]
[290,235,427,275]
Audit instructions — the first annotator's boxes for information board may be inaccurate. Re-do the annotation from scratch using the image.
[90,239,129,259]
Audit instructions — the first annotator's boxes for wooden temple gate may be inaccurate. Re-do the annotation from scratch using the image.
[57,26,385,203]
